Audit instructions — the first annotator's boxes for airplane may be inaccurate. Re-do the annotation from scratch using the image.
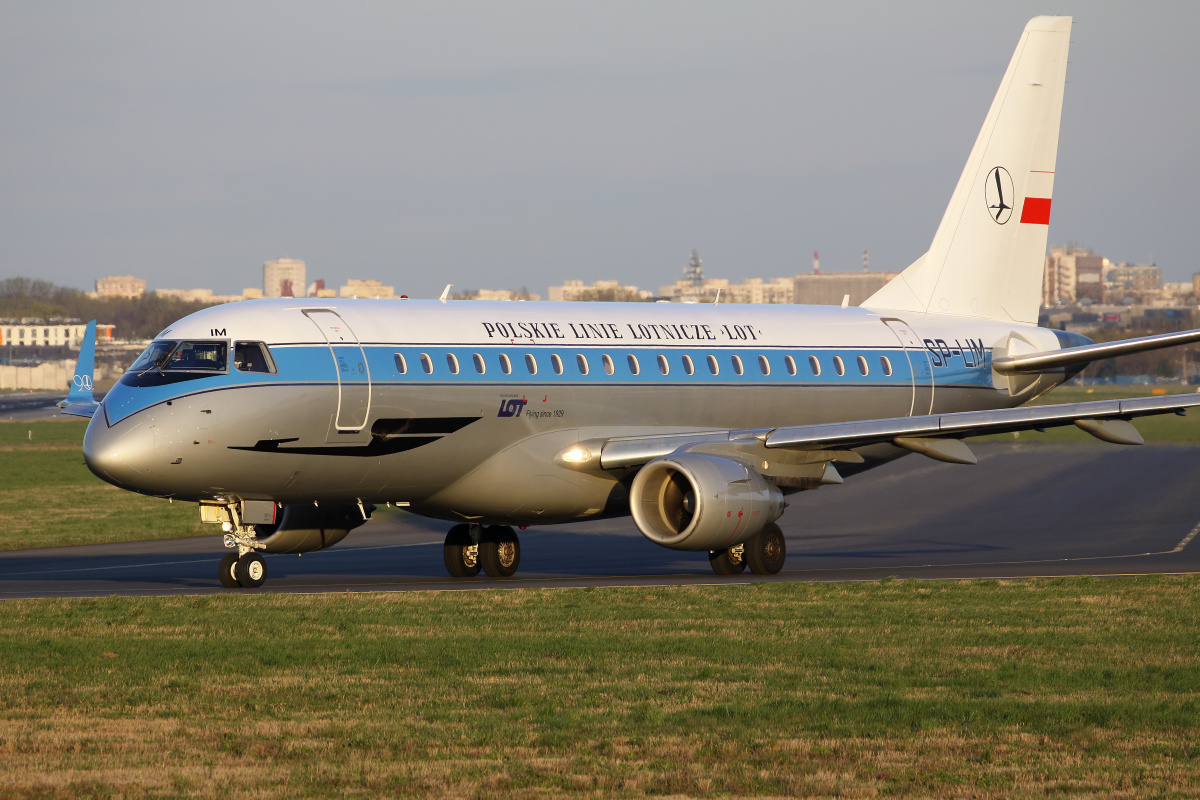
[61,16,1200,588]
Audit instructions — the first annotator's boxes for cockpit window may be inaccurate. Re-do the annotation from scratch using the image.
[129,340,177,373]
[166,341,229,372]
[234,342,276,374]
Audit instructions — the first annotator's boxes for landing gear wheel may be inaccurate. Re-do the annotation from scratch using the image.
[479,526,521,578]
[443,524,480,578]
[235,552,267,588]
[218,553,241,588]
[708,546,747,575]
[745,524,786,575]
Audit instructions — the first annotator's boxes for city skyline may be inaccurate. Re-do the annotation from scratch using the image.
[2,3,1198,298]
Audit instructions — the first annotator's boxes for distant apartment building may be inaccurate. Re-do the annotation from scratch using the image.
[1043,245,1104,305]
[1106,263,1162,294]
[1,320,115,348]
[339,279,395,298]
[263,258,306,298]
[792,273,898,306]
[550,280,643,302]
[476,289,541,301]
[94,275,146,298]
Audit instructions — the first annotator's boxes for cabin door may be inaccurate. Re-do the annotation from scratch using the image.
[304,309,372,432]
[881,318,934,416]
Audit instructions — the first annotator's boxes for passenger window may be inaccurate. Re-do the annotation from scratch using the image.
[657,354,669,375]
[880,355,893,376]
[393,353,407,374]
[731,355,744,376]
[473,353,486,375]
[707,354,719,375]
[602,354,615,375]
[524,353,538,375]
[757,355,770,376]
[784,355,797,376]
[682,354,695,375]
[551,353,564,375]
[446,353,460,374]
[420,353,434,374]
[833,356,846,376]
[627,354,640,375]
[808,355,821,376]
[576,354,589,375]
[499,353,512,375]
[234,342,275,374]
[857,355,868,376]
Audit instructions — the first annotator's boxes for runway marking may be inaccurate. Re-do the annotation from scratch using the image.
[1171,519,1200,553]
[0,540,440,578]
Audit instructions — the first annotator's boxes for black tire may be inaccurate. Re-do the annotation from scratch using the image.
[745,524,786,575]
[479,526,521,578]
[235,552,267,588]
[443,524,480,578]
[708,546,747,575]
[218,553,241,588]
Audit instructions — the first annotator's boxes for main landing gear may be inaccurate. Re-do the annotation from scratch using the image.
[443,524,521,578]
[708,523,786,576]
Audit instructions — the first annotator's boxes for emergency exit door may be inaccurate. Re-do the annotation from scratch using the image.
[882,318,935,416]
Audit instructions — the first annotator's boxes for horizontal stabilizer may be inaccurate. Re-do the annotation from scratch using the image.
[993,328,1200,374]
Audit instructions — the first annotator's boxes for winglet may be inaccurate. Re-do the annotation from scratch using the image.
[57,320,100,418]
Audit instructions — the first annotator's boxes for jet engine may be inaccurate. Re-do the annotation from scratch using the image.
[629,453,784,551]
[252,503,374,554]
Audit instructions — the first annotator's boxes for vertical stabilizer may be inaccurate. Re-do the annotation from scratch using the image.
[57,320,99,418]
[863,16,1071,323]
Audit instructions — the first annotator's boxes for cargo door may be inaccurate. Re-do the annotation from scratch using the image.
[881,318,934,416]
[304,309,371,432]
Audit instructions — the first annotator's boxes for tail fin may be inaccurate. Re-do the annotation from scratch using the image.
[863,16,1071,324]
[57,320,99,418]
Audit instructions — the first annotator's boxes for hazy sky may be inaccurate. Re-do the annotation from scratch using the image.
[2,1,1198,298]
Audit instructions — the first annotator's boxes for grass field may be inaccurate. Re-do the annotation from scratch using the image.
[0,419,202,550]
[0,577,1197,797]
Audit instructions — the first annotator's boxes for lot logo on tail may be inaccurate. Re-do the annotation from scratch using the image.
[984,166,1014,224]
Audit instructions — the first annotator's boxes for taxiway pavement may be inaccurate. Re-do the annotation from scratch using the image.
[2,441,1198,598]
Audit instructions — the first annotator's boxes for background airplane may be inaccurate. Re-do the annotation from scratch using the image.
[60,16,1200,588]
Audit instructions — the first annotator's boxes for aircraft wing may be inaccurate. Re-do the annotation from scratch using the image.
[56,320,100,419]
[994,328,1200,374]
[599,393,1200,470]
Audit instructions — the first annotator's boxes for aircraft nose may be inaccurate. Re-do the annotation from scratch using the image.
[83,414,157,490]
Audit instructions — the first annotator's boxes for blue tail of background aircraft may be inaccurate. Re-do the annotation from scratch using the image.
[57,320,99,419]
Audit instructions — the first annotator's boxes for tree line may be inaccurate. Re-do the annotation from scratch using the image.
[0,278,218,341]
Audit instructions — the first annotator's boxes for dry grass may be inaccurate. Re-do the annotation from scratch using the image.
[0,578,1197,797]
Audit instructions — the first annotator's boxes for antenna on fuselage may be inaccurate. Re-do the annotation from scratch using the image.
[439,284,451,303]
[713,288,721,307]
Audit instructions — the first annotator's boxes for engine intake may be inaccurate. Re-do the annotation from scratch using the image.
[629,454,784,551]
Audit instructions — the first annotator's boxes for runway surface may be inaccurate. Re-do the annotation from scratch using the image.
[2,441,1199,599]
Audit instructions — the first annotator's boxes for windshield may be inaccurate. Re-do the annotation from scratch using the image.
[127,340,228,374]
[129,340,176,373]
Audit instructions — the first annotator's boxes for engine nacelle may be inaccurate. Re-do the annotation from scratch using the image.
[253,503,373,554]
[629,454,784,551]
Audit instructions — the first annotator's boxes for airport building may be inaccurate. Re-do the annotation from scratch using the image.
[1,320,115,349]
[263,258,306,298]
[549,280,644,302]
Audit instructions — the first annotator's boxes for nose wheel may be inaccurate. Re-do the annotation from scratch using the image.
[218,552,268,588]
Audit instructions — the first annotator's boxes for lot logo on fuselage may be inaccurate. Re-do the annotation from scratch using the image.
[498,396,528,417]
[984,166,1014,224]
